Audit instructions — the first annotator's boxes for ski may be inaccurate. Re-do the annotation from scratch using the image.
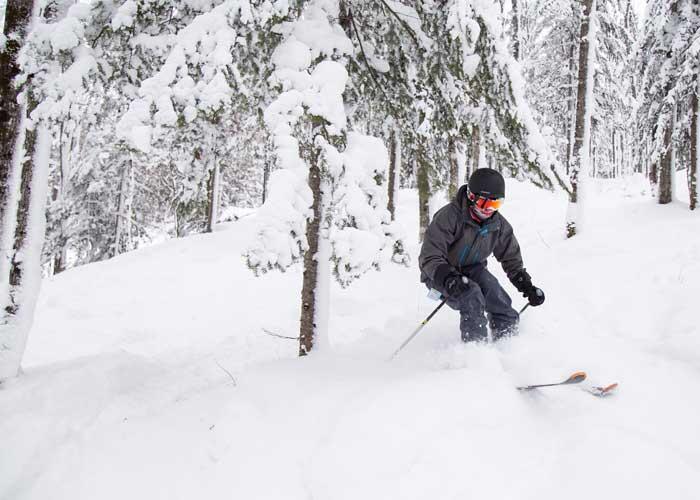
[517,371,587,391]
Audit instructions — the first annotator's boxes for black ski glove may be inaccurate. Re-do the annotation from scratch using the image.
[434,264,469,299]
[511,269,545,307]
[525,287,545,306]
[444,274,469,299]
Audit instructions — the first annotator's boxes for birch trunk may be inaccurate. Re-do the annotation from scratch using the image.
[566,0,595,238]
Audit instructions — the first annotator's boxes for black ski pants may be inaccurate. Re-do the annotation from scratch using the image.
[444,264,519,342]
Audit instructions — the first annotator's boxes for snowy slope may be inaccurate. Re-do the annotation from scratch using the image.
[2,175,700,500]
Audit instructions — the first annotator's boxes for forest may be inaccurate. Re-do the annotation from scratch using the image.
[1,0,698,374]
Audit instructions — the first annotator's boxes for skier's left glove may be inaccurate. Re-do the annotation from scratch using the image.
[525,286,545,307]
[511,269,545,307]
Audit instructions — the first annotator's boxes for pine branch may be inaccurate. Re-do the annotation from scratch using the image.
[348,8,400,117]
[376,0,419,45]
[550,163,573,197]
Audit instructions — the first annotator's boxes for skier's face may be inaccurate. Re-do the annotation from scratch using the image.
[468,192,503,219]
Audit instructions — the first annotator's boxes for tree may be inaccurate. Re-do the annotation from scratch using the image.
[567,0,596,238]
[245,0,404,355]
[637,0,684,205]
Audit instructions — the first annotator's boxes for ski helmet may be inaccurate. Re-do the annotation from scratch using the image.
[468,168,505,199]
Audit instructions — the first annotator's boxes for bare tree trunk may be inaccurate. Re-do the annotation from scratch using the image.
[611,129,616,177]
[1,0,36,312]
[567,0,595,239]
[114,158,132,256]
[658,2,678,204]
[206,158,220,232]
[512,0,520,60]
[387,128,398,220]
[447,137,459,200]
[566,35,577,174]
[658,109,674,204]
[469,125,481,181]
[417,144,430,242]
[262,159,270,205]
[691,80,698,211]
[299,146,322,356]
[1,111,51,381]
[649,160,658,190]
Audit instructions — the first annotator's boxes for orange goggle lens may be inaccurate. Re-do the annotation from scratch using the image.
[469,193,504,210]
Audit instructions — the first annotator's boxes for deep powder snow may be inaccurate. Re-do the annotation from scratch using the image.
[1,176,699,500]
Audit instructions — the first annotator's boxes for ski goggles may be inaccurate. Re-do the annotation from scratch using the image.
[468,192,504,211]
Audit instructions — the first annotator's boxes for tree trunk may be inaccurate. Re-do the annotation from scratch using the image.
[1,116,51,381]
[611,130,616,177]
[262,159,270,205]
[206,158,220,232]
[658,108,674,204]
[649,161,658,190]
[417,144,431,242]
[447,137,459,199]
[387,128,399,220]
[567,0,595,239]
[469,125,481,181]
[691,80,698,211]
[512,0,520,60]
[566,34,577,174]
[299,146,323,356]
[114,158,132,256]
[658,1,679,205]
[1,0,35,315]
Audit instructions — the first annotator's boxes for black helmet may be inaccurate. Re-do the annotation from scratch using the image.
[468,168,505,198]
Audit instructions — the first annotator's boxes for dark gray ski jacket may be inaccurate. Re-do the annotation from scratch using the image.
[419,185,524,290]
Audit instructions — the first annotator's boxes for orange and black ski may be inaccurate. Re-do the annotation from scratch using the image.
[517,372,618,397]
[517,371,587,391]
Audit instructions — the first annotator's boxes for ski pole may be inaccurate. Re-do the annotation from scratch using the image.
[390,297,448,359]
[519,303,529,315]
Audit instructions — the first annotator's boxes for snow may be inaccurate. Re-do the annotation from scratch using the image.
[3,175,700,498]
[111,0,137,30]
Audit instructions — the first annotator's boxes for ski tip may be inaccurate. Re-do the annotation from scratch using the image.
[599,383,618,394]
[565,371,587,384]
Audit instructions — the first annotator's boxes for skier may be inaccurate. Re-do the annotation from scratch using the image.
[418,168,545,342]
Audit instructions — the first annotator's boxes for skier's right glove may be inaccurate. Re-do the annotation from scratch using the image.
[435,264,469,299]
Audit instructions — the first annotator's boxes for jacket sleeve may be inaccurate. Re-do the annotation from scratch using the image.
[418,205,461,284]
[493,217,524,279]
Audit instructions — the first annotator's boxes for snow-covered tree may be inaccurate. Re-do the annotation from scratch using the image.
[1,0,96,380]
[245,0,405,355]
